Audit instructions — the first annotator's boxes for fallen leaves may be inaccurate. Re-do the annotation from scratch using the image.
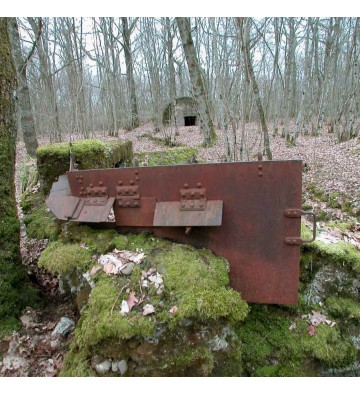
[0,311,73,377]
[95,249,146,276]
[119,289,146,316]
[307,325,317,336]
[142,304,155,316]
[117,267,165,317]
[289,310,336,337]
[169,306,178,315]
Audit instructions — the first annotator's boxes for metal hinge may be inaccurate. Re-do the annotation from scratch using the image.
[116,184,141,208]
[179,183,206,211]
[84,184,108,206]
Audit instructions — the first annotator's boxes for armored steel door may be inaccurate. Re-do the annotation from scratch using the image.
[47,160,309,304]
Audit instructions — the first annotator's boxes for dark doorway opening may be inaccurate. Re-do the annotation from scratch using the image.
[184,116,196,126]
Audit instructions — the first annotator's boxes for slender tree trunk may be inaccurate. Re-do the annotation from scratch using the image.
[176,17,217,146]
[8,17,38,157]
[237,17,272,160]
[28,17,61,141]
[0,17,27,327]
[165,18,177,105]
[122,17,140,129]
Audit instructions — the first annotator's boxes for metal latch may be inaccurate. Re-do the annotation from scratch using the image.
[284,209,316,245]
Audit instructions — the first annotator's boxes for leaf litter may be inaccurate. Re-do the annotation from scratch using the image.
[95,249,146,276]
[289,310,336,336]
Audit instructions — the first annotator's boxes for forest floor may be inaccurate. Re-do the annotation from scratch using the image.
[1,121,359,377]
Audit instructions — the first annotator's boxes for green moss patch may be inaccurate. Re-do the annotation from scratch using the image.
[237,305,308,377]
[326,296,360,321]
[157,244,247,323]
[60,223,119,254]
[237,304,357,376]
[38,241,93,276]
[135,147,198,166]
[23,203,59,241]
[37,139,133,195]
[301,324,356,367]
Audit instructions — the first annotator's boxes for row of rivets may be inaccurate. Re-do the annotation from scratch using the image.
[183,182,203,189]
[118,201,140,208]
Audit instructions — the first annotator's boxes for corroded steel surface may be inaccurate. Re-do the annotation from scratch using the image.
[47,161,303,304]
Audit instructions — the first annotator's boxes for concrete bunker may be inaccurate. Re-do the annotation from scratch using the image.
[162,97,199,127]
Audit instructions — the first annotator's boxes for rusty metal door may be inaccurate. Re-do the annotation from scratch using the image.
[48,161,304,304]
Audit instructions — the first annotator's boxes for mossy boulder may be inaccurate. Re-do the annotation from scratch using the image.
[135,147,198,166]
[38,241,94,276]
[37,139,133,195]
[60,233,248,377]
[300,224,360,304]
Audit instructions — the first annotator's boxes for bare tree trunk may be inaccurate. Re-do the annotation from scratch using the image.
[176,17,217,146]
[8,17,38,157]
[28,17,61,141]
[237,17,272,160]
[122,17,140,130]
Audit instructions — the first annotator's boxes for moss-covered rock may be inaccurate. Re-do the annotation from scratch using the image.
[38,241,94,276]
[135,147,198,166]
[301,224,360,275]
[60,223,119,255]
[237,303,357,377]
[37,139,133,195]
[60,233,248,377]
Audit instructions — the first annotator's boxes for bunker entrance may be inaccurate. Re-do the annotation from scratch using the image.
[184,116,196,126]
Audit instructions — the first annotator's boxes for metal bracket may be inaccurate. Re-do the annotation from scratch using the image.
[180,183,206,211]
[81,184,109,206]
[116,185,141,208]
[284,209,317,245]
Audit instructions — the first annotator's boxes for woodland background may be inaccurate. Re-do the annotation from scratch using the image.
[11,16,360,160]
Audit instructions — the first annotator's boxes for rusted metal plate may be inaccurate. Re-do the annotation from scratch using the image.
[75,197,115,223]
[49,175,71,196]
[47,161,302,304]
[46,195,81,220]
[153,200,223,226]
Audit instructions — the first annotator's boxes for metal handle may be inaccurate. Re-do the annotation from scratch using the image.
[284,209,316,245]
[300,210,316,243]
